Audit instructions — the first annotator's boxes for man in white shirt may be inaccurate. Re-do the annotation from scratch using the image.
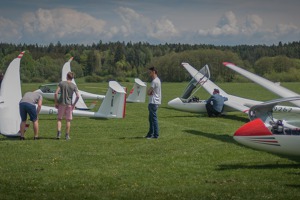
[145,67,161,139]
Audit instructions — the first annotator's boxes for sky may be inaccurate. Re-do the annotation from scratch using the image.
[0,0,299,46]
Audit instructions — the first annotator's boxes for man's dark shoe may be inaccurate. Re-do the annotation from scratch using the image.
[147,136,159,139]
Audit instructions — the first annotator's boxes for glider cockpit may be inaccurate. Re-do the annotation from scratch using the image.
[39,83,58,93]
[179,64,210,103]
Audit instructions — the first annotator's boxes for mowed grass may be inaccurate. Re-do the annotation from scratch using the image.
[1,81,300,200]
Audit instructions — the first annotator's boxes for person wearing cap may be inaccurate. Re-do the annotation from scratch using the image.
[205,88,228,117]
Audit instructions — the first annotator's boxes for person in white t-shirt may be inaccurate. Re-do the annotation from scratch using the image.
[145,67,161,139]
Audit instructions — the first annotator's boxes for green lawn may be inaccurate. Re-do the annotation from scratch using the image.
[0,82,300,200]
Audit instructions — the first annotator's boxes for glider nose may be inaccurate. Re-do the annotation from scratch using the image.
[168,97,182,108]
[234,118,272,136]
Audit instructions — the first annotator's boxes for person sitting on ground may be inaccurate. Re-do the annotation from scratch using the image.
[205,88,228,117]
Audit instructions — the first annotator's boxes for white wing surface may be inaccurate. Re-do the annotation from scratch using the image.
[223,62,300,107]
[0,51,24,136]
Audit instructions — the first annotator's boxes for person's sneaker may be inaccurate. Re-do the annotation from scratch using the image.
[146,136,159,139]
[145,133,153,139]
[34,137,39,140]
[56,132,61,139]
[65,134,71,140]
[20,136,25,140]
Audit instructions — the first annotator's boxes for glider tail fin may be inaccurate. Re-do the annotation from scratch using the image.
[126,78,147,103]
[96,81,126,118]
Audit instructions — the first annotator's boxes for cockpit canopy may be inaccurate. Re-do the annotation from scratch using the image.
[180,64,210,101]
[39,83,58,93]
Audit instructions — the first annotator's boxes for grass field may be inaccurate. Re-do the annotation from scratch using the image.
[1,81,300,200]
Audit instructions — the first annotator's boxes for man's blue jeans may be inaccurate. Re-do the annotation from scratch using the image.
[148,103,159,137]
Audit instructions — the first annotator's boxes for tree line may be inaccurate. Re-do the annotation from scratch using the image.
[0,41,300,83]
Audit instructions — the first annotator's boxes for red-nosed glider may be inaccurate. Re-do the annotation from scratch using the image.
[222,62,300,157]
[234,96,300,157]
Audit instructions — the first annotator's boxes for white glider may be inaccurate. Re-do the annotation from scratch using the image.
[35,57,146,106]
[168,62,262,114]
[0,51,24,137]
[222,62,300,157]
[234,96,300,157]
[34,57,105,110]
[0,52,126,137]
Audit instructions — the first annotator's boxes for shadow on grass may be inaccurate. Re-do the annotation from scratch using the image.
[0,136,20,141]
[0,136,61,141]
[222,115,249,123]
[184,129,237,145]
[118,136,146,140]
[285,184,300,188]
[217,163,300,170]
[161,107,249,123]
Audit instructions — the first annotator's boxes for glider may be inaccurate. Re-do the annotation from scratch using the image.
[35,58,146,106]
[168,62,263,114]
[222,62,300,157]
[0,52,126,137]
[39,81,126,119]
[234,96,300,157]
[168,63,300,116]
[34,57,104,110]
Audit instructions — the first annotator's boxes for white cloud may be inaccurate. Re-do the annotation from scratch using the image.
[242,14,263,35]
[0,17,21,41]
[0,4,299,45]
[116,7,178,41]
[196,10,300,45]
[218,11,237,28]
[22,8,106,40]
[275,23,298,35]
[198,11,239,36]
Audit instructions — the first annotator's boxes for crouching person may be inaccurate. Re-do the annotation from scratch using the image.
[19,92,43,140]
[206,88,228,117]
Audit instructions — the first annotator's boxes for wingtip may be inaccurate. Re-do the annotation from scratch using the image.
[222,62,235,66]
[17,51,25,58]
[68,57,74,62]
